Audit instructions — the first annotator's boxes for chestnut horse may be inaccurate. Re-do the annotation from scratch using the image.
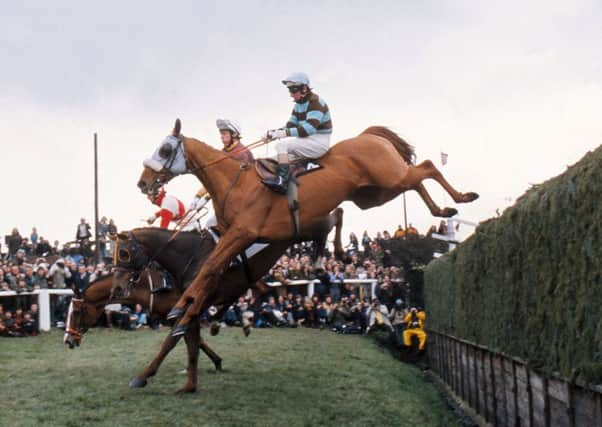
[137,119,478,334]
[62,273,224,393]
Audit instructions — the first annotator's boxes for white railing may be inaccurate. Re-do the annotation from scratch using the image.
[0,289,73,331]
[0,280,381,331]
[264,279,378,299]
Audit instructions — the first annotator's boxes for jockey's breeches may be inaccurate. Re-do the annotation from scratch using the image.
[275,133,331,161]
[403,328,427,350]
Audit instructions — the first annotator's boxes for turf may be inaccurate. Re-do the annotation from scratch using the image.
[0,327,458,427]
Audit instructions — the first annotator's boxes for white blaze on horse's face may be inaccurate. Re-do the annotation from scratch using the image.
[63,301,75,347]
[143,134,188,176]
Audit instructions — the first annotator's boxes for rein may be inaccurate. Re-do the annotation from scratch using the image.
[187,137,269,173]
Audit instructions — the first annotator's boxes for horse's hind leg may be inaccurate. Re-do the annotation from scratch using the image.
[199,332,223,371]
[414,183,458,218]
[413,160,479,203]
[129,330,183,388]
[178,319,201,393]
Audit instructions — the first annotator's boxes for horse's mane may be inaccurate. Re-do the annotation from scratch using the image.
[361,126,415,165]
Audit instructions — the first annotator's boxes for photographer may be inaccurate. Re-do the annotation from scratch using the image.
[403,307,427,352]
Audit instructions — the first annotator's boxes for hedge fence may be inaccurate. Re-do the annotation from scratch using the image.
[424,145,602,385]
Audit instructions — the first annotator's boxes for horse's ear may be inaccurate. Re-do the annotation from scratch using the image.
[173,118,182,137]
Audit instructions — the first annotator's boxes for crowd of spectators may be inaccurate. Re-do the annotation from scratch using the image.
[2,219,436,350]
[0,219,117,336]
[218,223,436,350]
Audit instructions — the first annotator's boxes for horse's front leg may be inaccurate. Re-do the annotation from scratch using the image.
[177,319,201,393]
[129,328,184,388]
[170,228,256,336]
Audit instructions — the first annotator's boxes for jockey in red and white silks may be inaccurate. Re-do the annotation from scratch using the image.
[147,187,185,229]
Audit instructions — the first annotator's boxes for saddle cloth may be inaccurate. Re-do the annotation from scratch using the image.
[254,158,323,181]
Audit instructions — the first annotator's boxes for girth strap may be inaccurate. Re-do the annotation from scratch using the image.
[287,177,301,241]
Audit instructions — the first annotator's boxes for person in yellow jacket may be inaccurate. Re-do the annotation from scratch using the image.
[403,307,427,350]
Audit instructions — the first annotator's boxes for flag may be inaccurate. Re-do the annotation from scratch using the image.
[440,152,448,166]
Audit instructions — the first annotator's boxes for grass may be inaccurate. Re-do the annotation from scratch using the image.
[0,327,458,427]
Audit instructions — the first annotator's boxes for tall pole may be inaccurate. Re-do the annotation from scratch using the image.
[402,193,408,229]
[94,133,100,264]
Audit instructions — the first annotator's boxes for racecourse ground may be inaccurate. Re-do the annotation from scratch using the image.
[0,327,458,427]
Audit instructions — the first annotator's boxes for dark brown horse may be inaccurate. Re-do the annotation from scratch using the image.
[63,272,224,393]
[137,119,478,335]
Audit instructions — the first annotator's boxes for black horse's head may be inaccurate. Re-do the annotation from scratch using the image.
[110,232,152,299]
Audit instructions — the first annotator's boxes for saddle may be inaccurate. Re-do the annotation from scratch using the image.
[255,158,324,239]
[254,158,323,181]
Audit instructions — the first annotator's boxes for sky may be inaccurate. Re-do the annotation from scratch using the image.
[1,0,601,247]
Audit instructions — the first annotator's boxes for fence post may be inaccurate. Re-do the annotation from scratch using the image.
[38,289,51,331]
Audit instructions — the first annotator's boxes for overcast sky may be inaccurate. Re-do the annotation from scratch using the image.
[1,0,601,246]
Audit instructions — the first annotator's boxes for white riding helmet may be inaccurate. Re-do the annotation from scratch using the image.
[282,72,310,88]
[216,119,242,137]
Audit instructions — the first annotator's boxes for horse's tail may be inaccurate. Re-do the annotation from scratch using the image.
[361,126,415,165]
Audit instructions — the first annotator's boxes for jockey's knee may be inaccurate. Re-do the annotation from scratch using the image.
[275,139,290,154]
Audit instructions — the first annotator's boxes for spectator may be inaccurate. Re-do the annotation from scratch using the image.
[75,218,92,246]
[30,227,39,247]
[71,264,91,294]
[48,258,71,289]
[98,217,109,259]
[107,219,118,235]
[328,264,345,302]
[361,231,372,255]
[403,307,427,351]
[7,228,22,260]
[35,238,52,256]
[346,232,359,255]
[130,304,148,329]
[393,225,405,239]
[405,223,418,236]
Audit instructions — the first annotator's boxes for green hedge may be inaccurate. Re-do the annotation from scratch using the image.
[425,145,602,385]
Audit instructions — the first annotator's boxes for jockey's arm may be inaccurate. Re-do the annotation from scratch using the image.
[190,187,211,211]
[158,209,174,229]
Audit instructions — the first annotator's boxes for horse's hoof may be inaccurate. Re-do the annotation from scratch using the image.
[243,326,250,337]
[172,324,188,337]
[440,207,458,217]
[176,385,196,394]
[209,322,220,336]
[167,307,185,320]
[462,192,479,203]
[216,360,223,371]
[129,377,147,388]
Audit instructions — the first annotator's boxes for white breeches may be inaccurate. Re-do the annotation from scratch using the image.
[275,133,331,161]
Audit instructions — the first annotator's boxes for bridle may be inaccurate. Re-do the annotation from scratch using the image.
[145,134,269,196]
[112,233,153,297]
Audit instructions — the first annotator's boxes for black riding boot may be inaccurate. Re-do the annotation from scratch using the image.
[262,164,290,194]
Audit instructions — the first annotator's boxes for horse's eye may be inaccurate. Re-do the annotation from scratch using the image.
[118,249,131,263]
[158,143,173,159]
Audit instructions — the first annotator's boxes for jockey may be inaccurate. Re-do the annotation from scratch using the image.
[188,119,254,213]
[147,187,186,229]
[263,72,332,194]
